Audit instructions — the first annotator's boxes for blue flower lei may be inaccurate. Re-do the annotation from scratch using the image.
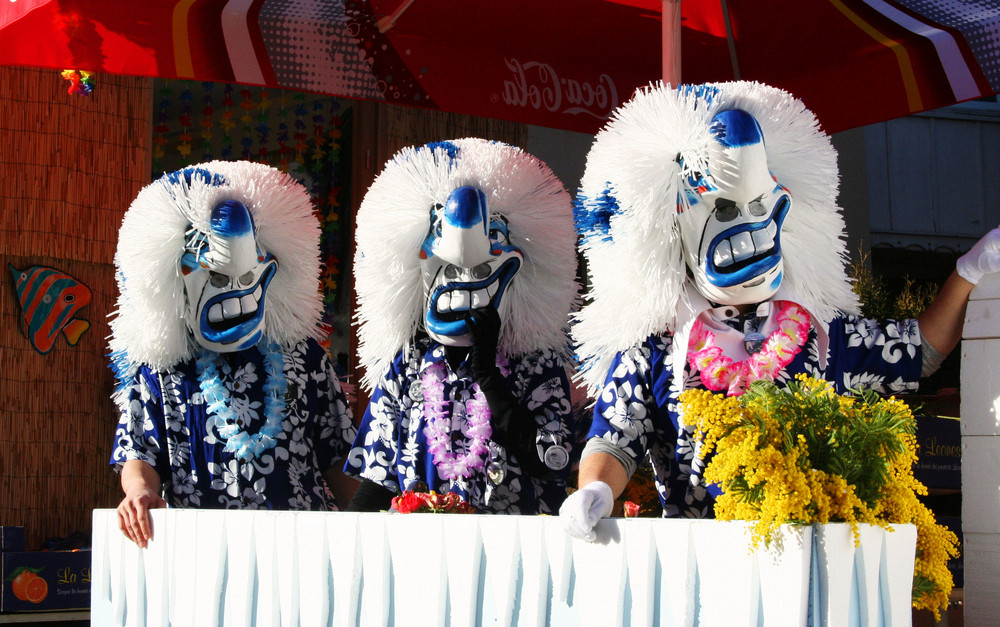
[197,343,287,461]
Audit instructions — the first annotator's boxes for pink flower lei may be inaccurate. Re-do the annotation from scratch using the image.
[422,360,493,481]
[687,301,811,396]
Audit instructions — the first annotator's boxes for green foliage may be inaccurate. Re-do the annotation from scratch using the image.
[849,249,938,320]
[740,378,916,510]
[912,573,939,600]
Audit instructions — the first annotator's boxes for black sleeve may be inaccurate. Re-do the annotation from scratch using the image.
[475,373,551,478]
[345,478,396,512]
[465,309,552,478]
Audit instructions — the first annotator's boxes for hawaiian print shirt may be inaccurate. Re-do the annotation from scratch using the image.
[587,312,923,519]
[110,338,357,511]
[344,337,579,514]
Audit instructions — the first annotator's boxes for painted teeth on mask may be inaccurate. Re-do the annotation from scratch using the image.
[239,293,257,312]
[451,290,470,310]
[713,221,777,268]
[208,284,261,322]
[471,288,490,308]
[730,232,754,262]
[436,291,452,312]
[436,281,500,313]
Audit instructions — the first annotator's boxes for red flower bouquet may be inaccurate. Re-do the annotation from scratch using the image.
[390,490,478,514]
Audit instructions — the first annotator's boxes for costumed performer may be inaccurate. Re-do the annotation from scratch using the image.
[344,138,583,514]
[559,81,1000,540]
[110,161,357,547]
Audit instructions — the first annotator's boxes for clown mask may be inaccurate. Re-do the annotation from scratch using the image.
[421,186,523,346]
[181,199,277,352]
[676,109,791,307]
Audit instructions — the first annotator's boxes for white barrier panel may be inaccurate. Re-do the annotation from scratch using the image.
[91,510,915,626]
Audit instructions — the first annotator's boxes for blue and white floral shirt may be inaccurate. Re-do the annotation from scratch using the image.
[110,338,357,510]
[586,311,923,519]
[344,338,579,514]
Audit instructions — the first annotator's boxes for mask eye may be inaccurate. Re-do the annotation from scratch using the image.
[489,229,508,246]
[748,199,768,217]
[471,263,491,280]
[444,265,461,280]
[714,199,739,222]
[210,272,229,288]
[488,217,510,247]
[239,271,255,286]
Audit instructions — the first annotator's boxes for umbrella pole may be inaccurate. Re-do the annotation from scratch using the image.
[662,0,682,86]
[720,0,741,80]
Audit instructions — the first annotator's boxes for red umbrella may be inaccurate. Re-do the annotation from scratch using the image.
[1,0,997,134]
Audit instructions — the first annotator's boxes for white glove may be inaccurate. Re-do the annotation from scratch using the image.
[560,481,614,542]
[957,227,1000,285]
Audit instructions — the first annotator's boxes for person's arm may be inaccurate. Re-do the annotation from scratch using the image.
[466,308,549,475]
[311,342,361,509]
[578,450,630,497]
[345,478,396,512]
[559,339,663,540]
[116,459,166,548]
[341,350,407,502]
[917,270,974,357]
[557,450,621,542]
[918,226,1000,358]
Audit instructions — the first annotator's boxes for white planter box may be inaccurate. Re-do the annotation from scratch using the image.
[91,510,916,626]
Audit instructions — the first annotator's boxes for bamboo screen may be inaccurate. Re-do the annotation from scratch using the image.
[0,67,151,551]
[377,102,528,168]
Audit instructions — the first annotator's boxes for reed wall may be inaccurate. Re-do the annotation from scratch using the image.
[0,66,151,550]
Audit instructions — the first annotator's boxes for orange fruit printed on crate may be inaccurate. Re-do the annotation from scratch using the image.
[24,573,48,603]
[10,571,33,601]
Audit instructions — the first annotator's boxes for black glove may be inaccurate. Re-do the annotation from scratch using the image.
[467,307,502,380]
[465,308,549,478]
[345,478,396,512]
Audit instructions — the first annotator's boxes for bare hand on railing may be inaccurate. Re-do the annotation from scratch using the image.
[116,459,167,548]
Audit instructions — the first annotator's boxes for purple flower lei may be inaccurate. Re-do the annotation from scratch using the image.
[421,360,493,481]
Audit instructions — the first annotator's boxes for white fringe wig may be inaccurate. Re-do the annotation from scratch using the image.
[573,81,859,395]
[354,138,580,391]
[109,160,323,405]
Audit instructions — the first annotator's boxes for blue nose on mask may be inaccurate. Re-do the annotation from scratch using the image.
[204,200,260,276]
[432,186,491,267]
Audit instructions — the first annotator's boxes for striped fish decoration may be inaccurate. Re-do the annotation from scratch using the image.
[9,264,92,354]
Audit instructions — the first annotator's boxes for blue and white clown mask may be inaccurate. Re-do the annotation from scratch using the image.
[421,186,523,346]
[181,199,277,353]
[352,138,579,392]
[676,109,791,307]
[573,82,859,397]
[109,161,325,409]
